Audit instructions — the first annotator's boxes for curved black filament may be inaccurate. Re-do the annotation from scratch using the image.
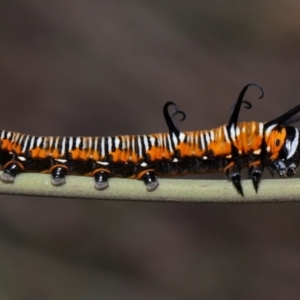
[228,83,264,129]
[265,103,300,128]
[163,102,186,137]
[230,100,252,116]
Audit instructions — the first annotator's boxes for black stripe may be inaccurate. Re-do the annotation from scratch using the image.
[134,136,139,157]
[118,136,123,151]
[165,134,171,153]
[78,138,83,150]
[104,137,109,156]
[111,137,116,152]
[97,137,102,154]
[71,137,77,150]
[128,136,132,154]
[154,136,159,147]
[147,136,152,150]
[57,137,63,154]
[64,138,69,158]
[141,135,146,157]
[24,136,32,153]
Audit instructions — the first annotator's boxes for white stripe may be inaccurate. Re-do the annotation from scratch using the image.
[167,134,173,151]
[48,137,53,155]
[17,134,24,146]
[126,136,130,151]
[258,123,264,137]
[230,124,236,141]
[49,137,54,148]
[179,132,185,143]
[76,137,81,148]
[88,137,92,152]
[235,126,240,137]
[210,130,215,142]
[131,137,134,154]
[11,132,18,142]
[107,137,112,153]
[162,135,167,152]
[54,137,59,151]
[29,136,35,150]
[137,136,142,158]
[200,132,205,149]
[36,137,42,147]
[55,159,67,163]
[194,131,199,147]
[94,138,98,152]
[68,137,73,152]
[223,126,230,143]
[17,156,26,161]
[114,137,120,149]
[287,128,299,159]
[172,133,178,147]
[265,124,277,136]
[253,149,261,155]
[101,138,105,157]
[1,131,5,139]
[82,137,86,150]
[97,161,109,165]
[150,136,156,147]
[205,132,210,145]
[143,135,149,151]
[61,137,66,155]
[22,135,30,152]
[42,137,48,149]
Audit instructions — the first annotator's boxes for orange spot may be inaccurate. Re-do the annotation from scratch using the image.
[265,127,286,160]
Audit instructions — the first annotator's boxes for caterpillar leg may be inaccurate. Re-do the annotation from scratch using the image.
[142,170,159,192]
[50,165,68,186]
[225,163,243,196]
[0,161,24,183]
[268,159,297,178]
[249,163,264,193]
[269,159,290,177]
[94,170,110,190]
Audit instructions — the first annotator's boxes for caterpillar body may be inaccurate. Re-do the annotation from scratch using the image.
[0,83,300,196]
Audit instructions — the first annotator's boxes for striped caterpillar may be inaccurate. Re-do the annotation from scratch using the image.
[0,83,300,196]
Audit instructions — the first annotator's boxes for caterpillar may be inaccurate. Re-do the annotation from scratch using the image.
[0,83,300,196]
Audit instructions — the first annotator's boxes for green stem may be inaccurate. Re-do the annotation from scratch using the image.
[0,172,298,202]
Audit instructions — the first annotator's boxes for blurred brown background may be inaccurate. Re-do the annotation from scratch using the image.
[1,1,300,299]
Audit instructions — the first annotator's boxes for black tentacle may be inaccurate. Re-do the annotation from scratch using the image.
[230,100,252,116]
[163,102,186,137]
[228,83,264,129]
[265,104,300,128]
[284,115,300,126]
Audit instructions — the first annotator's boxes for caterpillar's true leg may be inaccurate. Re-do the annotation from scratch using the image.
[249,163,264,193]
[142,170,159,192]
[268,160,287,177]
[0,161,24,183]
[51,165,68,186]
[225,163,243,196]
[94,170,110,190]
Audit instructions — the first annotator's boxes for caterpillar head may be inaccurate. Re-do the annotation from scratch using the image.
[279,126,300,176]
[270,126,300,177]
